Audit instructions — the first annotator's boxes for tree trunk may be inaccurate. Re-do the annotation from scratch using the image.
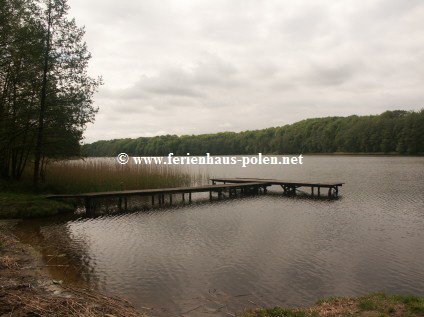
[33,1,52,190]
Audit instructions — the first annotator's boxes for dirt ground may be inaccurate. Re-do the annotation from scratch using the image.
[0,220,146,317]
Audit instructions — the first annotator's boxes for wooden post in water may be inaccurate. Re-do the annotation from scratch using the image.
[327,186,338,198]
[85,197,92,216]
[189,192,192,203]
[169,194,172,205]
[152,195,155,205]
[124,197,128,210]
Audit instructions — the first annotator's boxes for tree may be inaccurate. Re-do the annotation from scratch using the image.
[32,0,101,187]
[0,0,101,188]
[0,0,43,179]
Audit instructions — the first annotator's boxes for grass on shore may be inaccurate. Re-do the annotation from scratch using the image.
[0,192,73,219]
[241,293,424,317]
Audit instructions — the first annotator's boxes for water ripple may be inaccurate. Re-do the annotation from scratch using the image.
[18,156,424,316]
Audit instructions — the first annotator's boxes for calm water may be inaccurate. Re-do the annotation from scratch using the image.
[15,156,424,317]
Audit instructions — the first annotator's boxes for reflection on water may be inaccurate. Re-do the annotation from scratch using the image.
[15,156,424,317]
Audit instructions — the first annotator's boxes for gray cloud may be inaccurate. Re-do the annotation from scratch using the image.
[67,0,424,143]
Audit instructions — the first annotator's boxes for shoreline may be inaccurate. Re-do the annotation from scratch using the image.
[241,292,424,316]
[83,152,424,158]
[0,220,145,317]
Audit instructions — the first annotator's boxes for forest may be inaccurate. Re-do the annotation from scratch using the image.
[83,109,424,156]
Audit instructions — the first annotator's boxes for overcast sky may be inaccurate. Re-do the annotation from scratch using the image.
[67,0,424,143]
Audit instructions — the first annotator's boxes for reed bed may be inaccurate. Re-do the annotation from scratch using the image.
[43,158,194,194]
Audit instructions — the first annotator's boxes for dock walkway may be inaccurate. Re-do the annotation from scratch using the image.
[46,182,270,215]
[47,178,344,215]
[210,178,344,197]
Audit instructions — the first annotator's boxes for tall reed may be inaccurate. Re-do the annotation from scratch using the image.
[43,158,194,194]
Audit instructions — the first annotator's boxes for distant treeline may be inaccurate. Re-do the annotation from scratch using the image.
[83,110,424,156]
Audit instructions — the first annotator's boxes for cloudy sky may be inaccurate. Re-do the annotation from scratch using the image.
[67,0,424,143]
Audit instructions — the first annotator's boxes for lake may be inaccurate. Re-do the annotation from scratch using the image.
[15,155,424,317]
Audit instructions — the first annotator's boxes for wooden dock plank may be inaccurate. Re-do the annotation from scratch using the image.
[46,182,271,200]
[46,177,344,215]
[210,178,344,187]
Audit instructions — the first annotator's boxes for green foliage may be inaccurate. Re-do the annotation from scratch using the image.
[395,295,424,314]
[241,307,312,317]
[240,293,424,317]
[0,0,101,183]
[82,110,424,156]
[0,192,73,218]
[358,299,376,310]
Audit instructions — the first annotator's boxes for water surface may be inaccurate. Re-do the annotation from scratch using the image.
[16,156,424,316]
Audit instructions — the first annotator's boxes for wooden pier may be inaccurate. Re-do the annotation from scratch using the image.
[211,178,344,197]
[47,178,343,215]
[46,182,270,215]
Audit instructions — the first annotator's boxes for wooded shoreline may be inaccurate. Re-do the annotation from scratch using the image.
[83,110,424,157]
